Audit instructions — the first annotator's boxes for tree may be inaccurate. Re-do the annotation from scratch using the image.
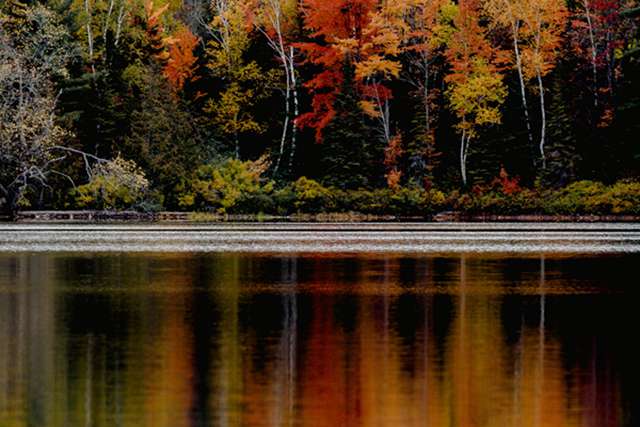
[254,0,301,176]
[319,65,378,189]
[178,156,273,212]
[164,25,200,90]
[570,0,629,127]
[124,67,205,209]
[356,0,406,183]
[484,0,535,155]
[297,0,377,142]
[541,76,580,187]
[444,0,507,186]
[73,155,150,210]
[205,0,275,158]
[0,5,77,214]
[518,0,567,169]
[400,0,453,187]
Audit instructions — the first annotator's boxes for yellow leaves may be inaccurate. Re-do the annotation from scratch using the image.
[207,82,264,135]
[186,157,273,212]
[486,0,567,78]
[359,100,379,117]
[145,0,169,26]
[430,1,458,47]
[446,56,507,137]
[355,55,401,80]
[206,0,276,141]
[74,156,150,210]
[209,0,255,72]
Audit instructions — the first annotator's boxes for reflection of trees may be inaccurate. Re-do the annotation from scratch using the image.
[0,255,60,427]
[445,255,513,427]
[211,255,243,427]
[0,253,627,426]
[272,258,298,427]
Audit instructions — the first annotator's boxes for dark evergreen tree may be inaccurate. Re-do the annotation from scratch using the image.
[541,77,580,187]
[319,64,380,190]
[124,67,205,208]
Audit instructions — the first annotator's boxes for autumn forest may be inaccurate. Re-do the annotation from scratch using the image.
[1,0,640,216]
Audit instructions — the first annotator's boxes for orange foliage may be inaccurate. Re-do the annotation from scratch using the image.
[164,27,200,91]
[384,134,403,189]
[494,167,522,195]
[445,0,495,84]
[296,0,377,142]
[144,0,171,64]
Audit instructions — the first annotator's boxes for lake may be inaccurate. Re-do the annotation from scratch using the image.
[0,224,638,426]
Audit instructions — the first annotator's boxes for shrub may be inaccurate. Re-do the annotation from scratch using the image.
[601,180,640,215]
[446,169,541,215]
[72,156,150,210]
[179,156,273,213]
[543,180,608,214]
[290,177,335,213]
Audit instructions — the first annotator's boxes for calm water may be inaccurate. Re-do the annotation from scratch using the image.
[0,225,639,426]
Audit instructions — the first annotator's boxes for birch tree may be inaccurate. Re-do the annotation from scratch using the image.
[255,0,300,175]
[205,0,275,158]
[401,0,453,185]
[518,0,567,169]
[444,0,507,186]
[356,0,406,181]
[484,0,535,153]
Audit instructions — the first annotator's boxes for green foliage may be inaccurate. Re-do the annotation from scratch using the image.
[320,64,381,189]
[442,178,640,216]
[290,177,335,213]
[123,66,204,209]
[178,156,274,213]
[72,156,150,210]
[544,180,640,215]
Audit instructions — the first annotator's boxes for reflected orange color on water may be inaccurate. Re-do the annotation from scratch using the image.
[0,253,631,426]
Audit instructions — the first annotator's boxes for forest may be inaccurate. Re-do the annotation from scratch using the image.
[1,0,640,217]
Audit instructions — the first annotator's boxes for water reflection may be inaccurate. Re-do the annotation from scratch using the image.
[0,253,636,426]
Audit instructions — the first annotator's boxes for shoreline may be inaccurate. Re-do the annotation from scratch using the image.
[4,210,640,224]
[2,222,640,253]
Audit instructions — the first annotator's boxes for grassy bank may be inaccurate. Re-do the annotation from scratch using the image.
[7,177,640,222]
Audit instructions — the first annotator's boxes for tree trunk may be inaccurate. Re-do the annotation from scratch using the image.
[289,46,299,173]
[513,22,535,158]
[115,2,126,46]
[460,130,468,186]
[423,51,431,138]
[84,0,96,76]
[234,130,240,160]
[273,53,291,177]
[536,70,547,170]
[584,0,599,107]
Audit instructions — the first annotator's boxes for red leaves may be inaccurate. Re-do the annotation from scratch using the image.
[296,0,376,142]
[495,167,521,195]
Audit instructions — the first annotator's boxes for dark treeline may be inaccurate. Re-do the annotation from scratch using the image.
[1,0,639,216]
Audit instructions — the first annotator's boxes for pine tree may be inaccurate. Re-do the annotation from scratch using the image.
[320,64,380,189]
[541,77,580,187]
[125,66,204,208]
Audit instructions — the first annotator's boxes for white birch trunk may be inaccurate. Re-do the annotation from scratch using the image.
[289,46,299,172]
[84,0,95,76]
[584,0,599,107]
[513,22,534,150]
[460,130,468,186]
[536,70,547,169]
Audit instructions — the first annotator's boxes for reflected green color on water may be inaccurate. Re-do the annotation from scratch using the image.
[0,252,638,426]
